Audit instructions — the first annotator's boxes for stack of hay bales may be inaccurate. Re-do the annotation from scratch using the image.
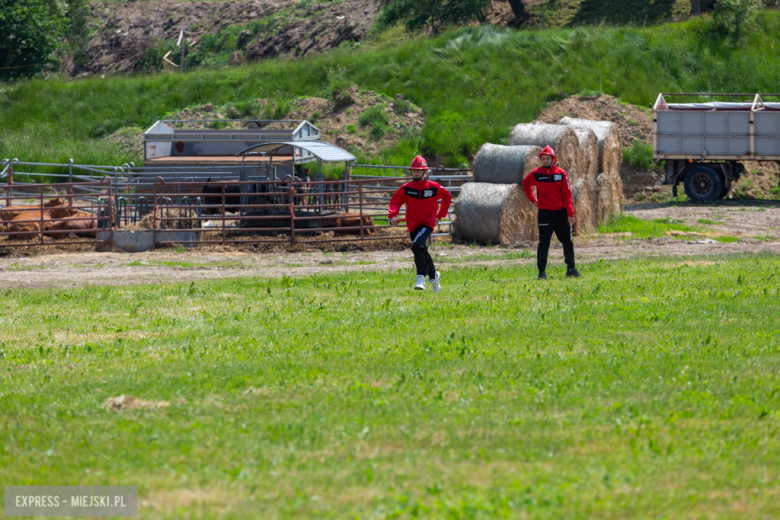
[560,117,623,225]
[508,122,598,234]
[454,144,540,245]
[454,118,623,245]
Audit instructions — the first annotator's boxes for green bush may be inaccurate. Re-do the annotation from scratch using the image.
[622,140,657,171]
[359,106,390,140]
[346,124,357,134]
[713,0,760,41]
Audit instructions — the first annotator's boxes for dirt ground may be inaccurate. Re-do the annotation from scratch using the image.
[75,0,379,75]
[1,204,778,290]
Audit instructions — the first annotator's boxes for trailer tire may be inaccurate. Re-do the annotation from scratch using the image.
[684,167,722,203]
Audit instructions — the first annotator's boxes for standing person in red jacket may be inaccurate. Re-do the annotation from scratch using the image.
[389,156,452,292]
[522,146,581,279]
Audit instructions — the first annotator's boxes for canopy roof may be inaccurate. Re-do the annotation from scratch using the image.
[236,141,356,163]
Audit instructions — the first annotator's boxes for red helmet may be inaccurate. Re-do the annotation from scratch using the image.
[410,155,428,171]
[539,145,557,163]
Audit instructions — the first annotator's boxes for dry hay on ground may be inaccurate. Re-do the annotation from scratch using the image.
[509,122,580,182]
[454,183,536,245]
[473,144,541,184]
[571,177,596,235]
[103,395,170,411]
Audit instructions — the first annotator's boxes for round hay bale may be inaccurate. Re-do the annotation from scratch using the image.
[595,173,614,226]
[560,117,620,176]
[473,144,542,184]
[508,122,580,182]
[571,177,596,235]
[454,183,537,245]
[560,117,624,209]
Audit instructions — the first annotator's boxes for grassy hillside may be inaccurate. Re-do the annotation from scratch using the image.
[1,11,780,167]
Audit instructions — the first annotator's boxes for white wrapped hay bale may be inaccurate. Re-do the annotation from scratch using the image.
[560,117,624,210]
[508,122,580,181]
[571,177,596,235]
[473,144,542,184]
[454,183,537,245]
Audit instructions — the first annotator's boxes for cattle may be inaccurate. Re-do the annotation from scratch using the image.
[333,212,376,237]
[201,178,241,215]
[7,206,81,240]
[0,197,65,222]
[49,211,96,238]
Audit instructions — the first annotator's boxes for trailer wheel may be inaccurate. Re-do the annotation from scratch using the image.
[684,167,722,203]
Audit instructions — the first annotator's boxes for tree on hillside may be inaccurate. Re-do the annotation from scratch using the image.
[378,0,529,32]
[691,0,701,15]
[0,0,66,80]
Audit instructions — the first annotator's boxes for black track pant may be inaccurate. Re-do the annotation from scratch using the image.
[537,208,575,272]
[410,225,436,278]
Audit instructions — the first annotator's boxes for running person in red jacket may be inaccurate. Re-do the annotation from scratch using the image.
[522,146,581,279]
[389,156,452,292]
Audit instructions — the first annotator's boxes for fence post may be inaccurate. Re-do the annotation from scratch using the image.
[39,185,44,245]
[289,185,296,245]
[221,183,226,244]
[358,180,364,239]
[68,159,73,183]
[5,165,12,208]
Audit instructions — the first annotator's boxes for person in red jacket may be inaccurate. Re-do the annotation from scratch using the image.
[389,156,452,292]
[522,145,581,279]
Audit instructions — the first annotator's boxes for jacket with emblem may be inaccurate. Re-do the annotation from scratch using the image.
[388,179,452,232]
[522,165,575,217]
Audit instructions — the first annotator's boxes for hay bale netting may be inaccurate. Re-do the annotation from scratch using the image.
[473,144,542,184]
[571,177,596,235]
[454,183,537,245]
[560,117,624,209]
[508,122,580,182]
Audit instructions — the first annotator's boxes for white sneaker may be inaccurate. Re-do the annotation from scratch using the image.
[414,275,426,290]
[429,271,442,293]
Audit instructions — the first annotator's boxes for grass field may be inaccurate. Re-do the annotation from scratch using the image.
[2,254,780,518]
[2,11,780,168]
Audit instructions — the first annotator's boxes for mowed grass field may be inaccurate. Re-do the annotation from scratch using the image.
[2,254,780,518]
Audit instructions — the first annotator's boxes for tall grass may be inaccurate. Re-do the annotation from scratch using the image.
[2,12,780,166]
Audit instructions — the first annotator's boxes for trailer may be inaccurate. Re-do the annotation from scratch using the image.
[653,93,780,202]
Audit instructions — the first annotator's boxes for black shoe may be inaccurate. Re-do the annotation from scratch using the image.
[566,268,581,278]
[537,271,547,280]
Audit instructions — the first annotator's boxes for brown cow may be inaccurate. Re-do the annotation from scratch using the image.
[0,197,65,222]
[6,206,80,240]
[333,212,376,237]
[49,211,96,238]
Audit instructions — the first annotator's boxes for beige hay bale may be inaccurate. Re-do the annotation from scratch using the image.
[595,172,622,224]
[473,144,542,184]
[560,117,624,209]
[454,183,537,245]
[571,177,596,235]
[508,122,580,181]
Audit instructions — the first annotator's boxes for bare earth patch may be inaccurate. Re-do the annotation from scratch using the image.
[103,395,170,411]
[0,204,778,290]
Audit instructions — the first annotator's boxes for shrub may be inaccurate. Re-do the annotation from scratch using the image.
[622,140,657,171]
[359,106,390,140]
[712,0,760,42]
[346,124,357,134]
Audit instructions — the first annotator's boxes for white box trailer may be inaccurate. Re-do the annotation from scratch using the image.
[653,93,780,202]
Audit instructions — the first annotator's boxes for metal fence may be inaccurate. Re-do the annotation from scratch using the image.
[0,159,472,248]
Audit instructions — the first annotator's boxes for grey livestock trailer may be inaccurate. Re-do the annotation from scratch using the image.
[653,93,780,202]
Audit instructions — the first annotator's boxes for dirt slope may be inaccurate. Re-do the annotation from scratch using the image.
[75,0,378,75]
[105,88,424,162]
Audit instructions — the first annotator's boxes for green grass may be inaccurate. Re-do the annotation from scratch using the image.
[3,12,780,167]
[435,249,533,263]
[1,254,780,518]
[598,214,702,238]
[698,218,724,225]
[124,260,246,269]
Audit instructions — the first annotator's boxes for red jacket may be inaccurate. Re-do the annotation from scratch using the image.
[522,165,575,217]
[389,179,452,232]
